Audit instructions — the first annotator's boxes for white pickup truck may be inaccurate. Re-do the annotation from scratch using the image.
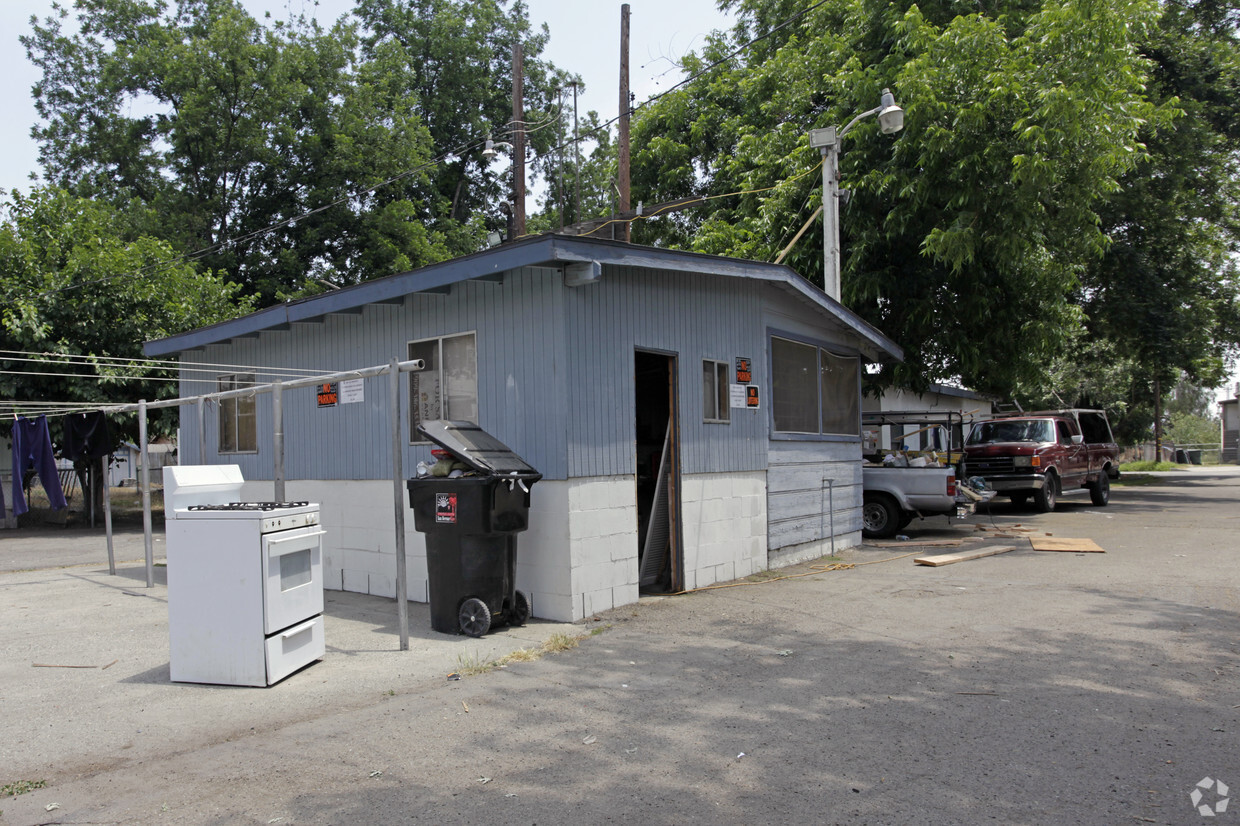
[860,411,984,539]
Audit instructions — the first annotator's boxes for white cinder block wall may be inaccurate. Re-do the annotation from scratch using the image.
[680,472,768,590]
[247,471,774,624]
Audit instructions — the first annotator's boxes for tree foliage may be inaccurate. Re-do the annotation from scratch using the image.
[1067,0,1240,429]
[0,186,254,431]
[630,0,1220,401]
[22,0,573,304]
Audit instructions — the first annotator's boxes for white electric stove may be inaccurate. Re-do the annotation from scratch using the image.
[163,465,325,686]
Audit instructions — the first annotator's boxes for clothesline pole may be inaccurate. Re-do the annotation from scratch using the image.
[273,381,285,502]
[196,398,206,465]
[102,453,115,576]
[139,400,154,588]
[389,358,409,652]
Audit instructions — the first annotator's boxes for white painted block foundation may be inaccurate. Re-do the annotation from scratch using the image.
[241,469,791,623]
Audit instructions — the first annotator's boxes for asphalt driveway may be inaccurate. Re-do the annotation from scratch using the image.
[1,466,1237,825]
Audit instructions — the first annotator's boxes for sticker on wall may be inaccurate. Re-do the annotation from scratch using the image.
[339,378,364,404]
[735,357,752,384]
[435,493,458,523]
[746,386,760,409]
[317,382,339,408]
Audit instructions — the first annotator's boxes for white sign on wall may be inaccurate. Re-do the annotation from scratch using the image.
[339,378,364,404]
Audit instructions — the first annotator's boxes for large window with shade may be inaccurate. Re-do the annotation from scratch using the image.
[770,336,860,437]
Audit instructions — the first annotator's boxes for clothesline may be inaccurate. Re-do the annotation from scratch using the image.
[1,349,335,378]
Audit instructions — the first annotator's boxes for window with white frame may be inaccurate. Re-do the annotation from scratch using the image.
[770,336,860,436]
[408,332,478,440]
[218,373,257,453]
[702,359,731,423]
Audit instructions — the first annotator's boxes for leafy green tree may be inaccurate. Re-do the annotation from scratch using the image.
[23,0,573,302]
[631,0,1165,397]
[1,186,254,503]
[349,0,576,240]
[1073,0,1240,439]
[0,187,252,417]
[528,110,619,233]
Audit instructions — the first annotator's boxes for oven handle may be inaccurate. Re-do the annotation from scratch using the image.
[279,618,318,640]
[266,529,327,557]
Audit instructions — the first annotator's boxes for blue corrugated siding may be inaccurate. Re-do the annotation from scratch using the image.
[176,262,853,483]
[178,267,568,480]
[563,266,768,478]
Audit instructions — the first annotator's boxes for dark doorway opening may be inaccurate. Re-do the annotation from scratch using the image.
[634,349,682,593]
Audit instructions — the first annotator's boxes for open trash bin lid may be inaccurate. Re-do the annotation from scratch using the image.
[416,420,542,480]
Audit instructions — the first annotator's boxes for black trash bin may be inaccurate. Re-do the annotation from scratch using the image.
[407,420,541,637]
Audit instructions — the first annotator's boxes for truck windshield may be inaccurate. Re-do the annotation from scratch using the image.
[968,419,1055,444]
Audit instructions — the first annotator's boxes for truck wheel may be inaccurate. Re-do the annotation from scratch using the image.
[1089,472,1110,506]
[862,494,902,539]
[1034,472,1058,513]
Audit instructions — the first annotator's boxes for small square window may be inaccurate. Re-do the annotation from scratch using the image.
[703,359,730,423]
[218,373,257,453]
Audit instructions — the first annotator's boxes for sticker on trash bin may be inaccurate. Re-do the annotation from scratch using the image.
[435,493,457,523]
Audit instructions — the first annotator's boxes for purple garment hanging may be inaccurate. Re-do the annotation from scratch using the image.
[9,415,68,517]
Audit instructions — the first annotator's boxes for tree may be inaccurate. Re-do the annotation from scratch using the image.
[351,0,577,242]
[22,0,574,304]
[0,186,253,435]
[630,0,1165,397]
[1071,0,1240,444]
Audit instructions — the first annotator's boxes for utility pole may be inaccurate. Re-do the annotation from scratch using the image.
[617,4,631,243]
[512,42,526,238]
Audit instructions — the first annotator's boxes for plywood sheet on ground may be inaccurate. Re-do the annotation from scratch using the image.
[915,545,1016,567]
[1029,536,1105,553]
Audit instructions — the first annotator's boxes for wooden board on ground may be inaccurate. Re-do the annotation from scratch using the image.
[868,539,965,548]
[1029,536,1105,553]
[915,545,1016,567]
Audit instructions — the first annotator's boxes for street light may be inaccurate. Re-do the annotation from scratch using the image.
[808,88,904,301]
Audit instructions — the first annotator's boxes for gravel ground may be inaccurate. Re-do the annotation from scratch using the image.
[1,467,1237,825]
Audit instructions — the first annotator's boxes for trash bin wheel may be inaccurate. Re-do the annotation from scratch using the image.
[508,590,531,627]
[459,597,492,638]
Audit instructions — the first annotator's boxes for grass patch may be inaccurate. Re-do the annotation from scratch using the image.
[1120,460,1183,472]
[2,780,47,797]
[453,628,601,678]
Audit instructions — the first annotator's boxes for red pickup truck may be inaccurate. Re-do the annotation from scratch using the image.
[961,410,1120,511]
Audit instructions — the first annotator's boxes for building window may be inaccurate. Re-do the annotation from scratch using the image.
[771,336,860,437]
[703,359,730,423]
[218,373,257,453]
[409,332,478,441]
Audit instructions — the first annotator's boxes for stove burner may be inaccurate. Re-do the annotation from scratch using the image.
[187,501,311,512]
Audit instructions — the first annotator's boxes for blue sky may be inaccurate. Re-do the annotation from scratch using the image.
[0,0,734,196]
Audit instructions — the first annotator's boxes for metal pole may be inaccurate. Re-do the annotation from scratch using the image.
[817,129,841,301]
[390,358,409,651]
[139,400,154,588]
[103,453,115,576]
[618,4,631,243]
[273,381,285,502]
[196,397,206,464]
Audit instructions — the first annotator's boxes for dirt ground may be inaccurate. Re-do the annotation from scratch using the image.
[1,468,1238,825]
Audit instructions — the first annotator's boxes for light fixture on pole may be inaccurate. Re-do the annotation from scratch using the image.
[809,88,904,302]
[482,135,513,160]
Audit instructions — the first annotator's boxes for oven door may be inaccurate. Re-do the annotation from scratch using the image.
[262,525,326,635]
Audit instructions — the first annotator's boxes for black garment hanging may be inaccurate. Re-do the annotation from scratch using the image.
[63,411,114,461]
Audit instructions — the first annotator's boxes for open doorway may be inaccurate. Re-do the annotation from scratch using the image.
[634,349,683,593]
